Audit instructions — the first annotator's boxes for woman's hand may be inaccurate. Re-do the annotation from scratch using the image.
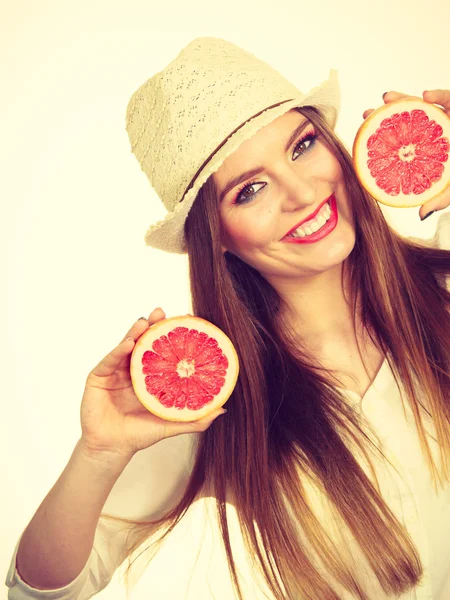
[80,308,226,461]
[362,90,450,220]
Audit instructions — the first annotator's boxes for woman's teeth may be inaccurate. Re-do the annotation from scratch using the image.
[287,201,332,238]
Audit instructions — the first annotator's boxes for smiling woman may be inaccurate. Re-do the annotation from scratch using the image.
[181,111,450,597]
[215,109,351,286]
[7,37,450,600]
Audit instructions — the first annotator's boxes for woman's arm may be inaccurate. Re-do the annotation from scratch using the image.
[13,438,132,591]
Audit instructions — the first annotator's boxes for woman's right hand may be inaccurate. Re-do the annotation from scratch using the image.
[80,308,226,462]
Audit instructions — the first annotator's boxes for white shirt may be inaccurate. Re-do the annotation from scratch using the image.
[5,211,450,600]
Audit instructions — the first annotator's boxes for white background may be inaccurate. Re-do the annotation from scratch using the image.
[2,0,449,597]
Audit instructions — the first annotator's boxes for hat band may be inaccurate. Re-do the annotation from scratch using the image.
[179,98,295,203]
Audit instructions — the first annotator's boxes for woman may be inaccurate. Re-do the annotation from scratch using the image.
[7,37,450,600]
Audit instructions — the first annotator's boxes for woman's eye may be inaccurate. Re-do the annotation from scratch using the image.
[233,133,317,205]
[234,182,266,205]
[293,134,317,159]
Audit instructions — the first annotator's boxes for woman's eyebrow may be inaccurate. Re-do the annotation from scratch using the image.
[218,118,311,202]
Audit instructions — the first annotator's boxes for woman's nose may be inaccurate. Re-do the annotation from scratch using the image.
[279,169,316,211]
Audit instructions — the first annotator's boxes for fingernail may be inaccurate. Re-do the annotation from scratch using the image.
[382,92,388,100]
[421,211,435,221]
[138,317,147,321]
[220,409,227,415]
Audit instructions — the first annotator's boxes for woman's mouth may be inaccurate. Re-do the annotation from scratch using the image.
[282,194,338,244]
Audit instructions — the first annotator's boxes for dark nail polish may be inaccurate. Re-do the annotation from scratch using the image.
[382,92,388,100]
[421,211,435,221]
[138,316,147,321]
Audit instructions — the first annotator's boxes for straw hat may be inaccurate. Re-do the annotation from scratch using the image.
[125,37,340,253]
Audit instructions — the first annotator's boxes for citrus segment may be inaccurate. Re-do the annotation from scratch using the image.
[353,98,450,207]
[130,316,239,422]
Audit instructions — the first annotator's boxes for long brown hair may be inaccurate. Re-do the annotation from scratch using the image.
[102,106,450,599]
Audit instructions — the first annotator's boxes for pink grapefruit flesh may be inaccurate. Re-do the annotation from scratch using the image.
[353,98,450,207]
[130,316,239,422]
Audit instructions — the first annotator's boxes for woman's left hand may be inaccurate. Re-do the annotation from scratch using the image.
[362,90,450,220]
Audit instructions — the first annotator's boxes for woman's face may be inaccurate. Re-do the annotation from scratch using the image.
[213,109,356,282]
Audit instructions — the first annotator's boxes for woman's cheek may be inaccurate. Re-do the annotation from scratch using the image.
[318,147,344,183]
[222,208,274,249]
[330,161,344,184]
[241,208,275,244]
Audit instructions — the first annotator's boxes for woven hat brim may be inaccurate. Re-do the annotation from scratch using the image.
[144,69,340,254]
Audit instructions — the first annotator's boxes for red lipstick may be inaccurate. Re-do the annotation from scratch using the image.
[282,194,338,244]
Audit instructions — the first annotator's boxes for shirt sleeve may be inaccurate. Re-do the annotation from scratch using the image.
[407,210,450,251]
[406,210,450,291]
[5,432,200,599]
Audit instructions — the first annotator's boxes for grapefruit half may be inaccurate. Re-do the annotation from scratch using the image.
[130,316,239,422]
[353,98,450,207]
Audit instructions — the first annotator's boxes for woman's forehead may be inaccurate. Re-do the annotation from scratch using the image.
[213,109,311,183]
[244,108,308,146]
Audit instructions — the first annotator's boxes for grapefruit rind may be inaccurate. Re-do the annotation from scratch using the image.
[130,316,239,422]
[353,98,450,207]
